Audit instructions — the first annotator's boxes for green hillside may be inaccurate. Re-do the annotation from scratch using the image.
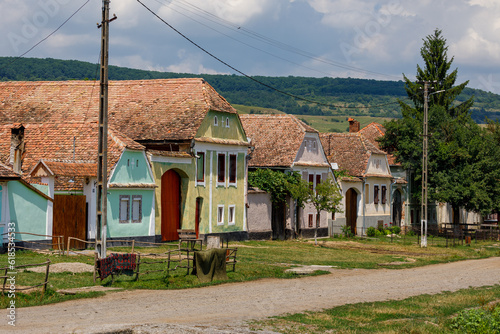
[1,56,500,126]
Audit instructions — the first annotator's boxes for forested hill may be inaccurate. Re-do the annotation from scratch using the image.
[1,56,499,122]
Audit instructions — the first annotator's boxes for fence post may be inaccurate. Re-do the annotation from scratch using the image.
[42,259,50,296]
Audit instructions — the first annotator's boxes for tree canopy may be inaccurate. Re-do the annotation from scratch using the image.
[380,29,500,217]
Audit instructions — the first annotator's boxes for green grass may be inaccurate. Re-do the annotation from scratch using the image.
[298,115,393,133]
[1,239,499,308]
[252,285,500,333]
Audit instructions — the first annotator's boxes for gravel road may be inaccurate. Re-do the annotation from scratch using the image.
[3,257,500,334]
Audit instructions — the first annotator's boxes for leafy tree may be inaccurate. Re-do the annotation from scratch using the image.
[380,29,497,219]
[290,177,343,245]
[248,169,302,205]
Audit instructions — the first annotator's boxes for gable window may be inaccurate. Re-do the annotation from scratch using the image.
[217,153,226,184]
[131,195,142,223]
[374,185,380,204]
[225,117,230,128]
[381,185,387,204]
[217,205,224,225]
[214,116,218,126]
[119,195,130,223]
[229,154,237,185]
[228,205,235,225]
[196,152,205,183]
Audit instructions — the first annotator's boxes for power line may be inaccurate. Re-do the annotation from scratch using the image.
[154,0,401,80]
[0,0,91,72]
[137,0,405,110]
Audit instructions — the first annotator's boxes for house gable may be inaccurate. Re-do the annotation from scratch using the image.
[195,110,247,143]
[109,150,154,186]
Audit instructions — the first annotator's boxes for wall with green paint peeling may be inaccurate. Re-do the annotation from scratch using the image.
[196,111,247,142]
[106,188,154,238]
[7,181,48,241]
[109,150,153,184]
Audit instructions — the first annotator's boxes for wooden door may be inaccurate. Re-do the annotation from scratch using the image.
[161,170,181,241]
[346,188,358,235]
[53,194,86,249]
[392,190,402,226]
[272,201,286,240]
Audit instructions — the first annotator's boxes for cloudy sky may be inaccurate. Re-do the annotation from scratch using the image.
[1,0,500,93]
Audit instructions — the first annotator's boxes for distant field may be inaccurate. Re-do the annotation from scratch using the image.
[234,105,393,133]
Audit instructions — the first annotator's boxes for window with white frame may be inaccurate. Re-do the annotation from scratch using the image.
[225,117,230,128]
[119,195,130,223]
[131,195,142,223]
[217,205,224,225]
[214,116,218,126]
[228,205,235,225]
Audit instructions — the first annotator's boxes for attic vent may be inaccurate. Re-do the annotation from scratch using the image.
[214,116,218,126]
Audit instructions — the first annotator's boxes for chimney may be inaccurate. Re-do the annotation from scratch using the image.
[348,118,360,133]
[10,124,25,174]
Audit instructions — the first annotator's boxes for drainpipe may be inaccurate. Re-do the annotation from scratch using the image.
[390,178,397,226]
[362,177,366,236]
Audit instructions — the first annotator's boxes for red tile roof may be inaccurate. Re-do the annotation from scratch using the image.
[240,114,317,168]
[320,132,386,177]
[0,79,236,141]
[0,161,20,179]
[358,122,398,165]
[0,122,144,190]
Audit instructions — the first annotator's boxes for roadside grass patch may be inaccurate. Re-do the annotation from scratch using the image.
[252,285,500,334]
[2,239,499,308]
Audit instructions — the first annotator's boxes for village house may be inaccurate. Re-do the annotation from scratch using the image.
[0,122,155,247]
[320,119,393,235]
[240,114,334,239]
[0,79,250,244]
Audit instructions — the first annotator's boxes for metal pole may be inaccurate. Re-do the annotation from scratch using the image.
[96,0,110,259]
[421,81,429,247]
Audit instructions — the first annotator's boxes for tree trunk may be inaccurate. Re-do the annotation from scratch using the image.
[315,210,321,245]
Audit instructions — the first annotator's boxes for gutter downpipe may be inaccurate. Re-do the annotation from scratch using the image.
[390,178,397,226]
[362,177,366,236]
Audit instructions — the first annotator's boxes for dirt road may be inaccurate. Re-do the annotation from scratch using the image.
[4,257,500,333]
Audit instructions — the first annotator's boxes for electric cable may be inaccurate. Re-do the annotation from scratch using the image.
[137,0,406,110]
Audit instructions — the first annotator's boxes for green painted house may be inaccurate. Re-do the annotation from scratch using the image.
[0,79,251,243]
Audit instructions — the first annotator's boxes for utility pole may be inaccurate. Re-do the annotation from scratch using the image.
[421,81,429,247]
[96,0,116,259]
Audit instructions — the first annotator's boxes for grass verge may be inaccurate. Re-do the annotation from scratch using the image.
[251,285,500,333]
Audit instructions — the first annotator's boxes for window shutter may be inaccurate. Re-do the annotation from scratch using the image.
[374,185,379,204]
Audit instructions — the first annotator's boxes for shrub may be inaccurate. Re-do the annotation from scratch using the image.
[391,226,401,235]
[366,226,377,237]
[451,306,500,333]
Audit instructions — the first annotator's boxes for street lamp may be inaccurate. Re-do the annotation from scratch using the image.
[421,81,445,247]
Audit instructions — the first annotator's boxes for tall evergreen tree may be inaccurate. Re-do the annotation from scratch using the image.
[379,29,497,220]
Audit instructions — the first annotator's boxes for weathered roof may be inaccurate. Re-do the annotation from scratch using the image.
[0,78,236,141]
[358,122,398,166]
[320,132,386,178]
[0,161,20,179]
[0,122,144,191]
[240,114,317,168]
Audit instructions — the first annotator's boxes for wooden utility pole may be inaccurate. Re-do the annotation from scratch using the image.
[421,81,429,247]
[96,0,114,259]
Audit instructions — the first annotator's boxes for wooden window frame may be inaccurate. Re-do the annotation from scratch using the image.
[217,153,226,185]
[196,152,205,183]
[374,185,380,205]
[229,154,237,185]
[308,214,314,228]
[131,195,142,223]
[381,185,387,204]
[119,195,130,224]
[308,174,314,190]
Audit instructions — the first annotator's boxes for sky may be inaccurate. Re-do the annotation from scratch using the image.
[1,0,500,94]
